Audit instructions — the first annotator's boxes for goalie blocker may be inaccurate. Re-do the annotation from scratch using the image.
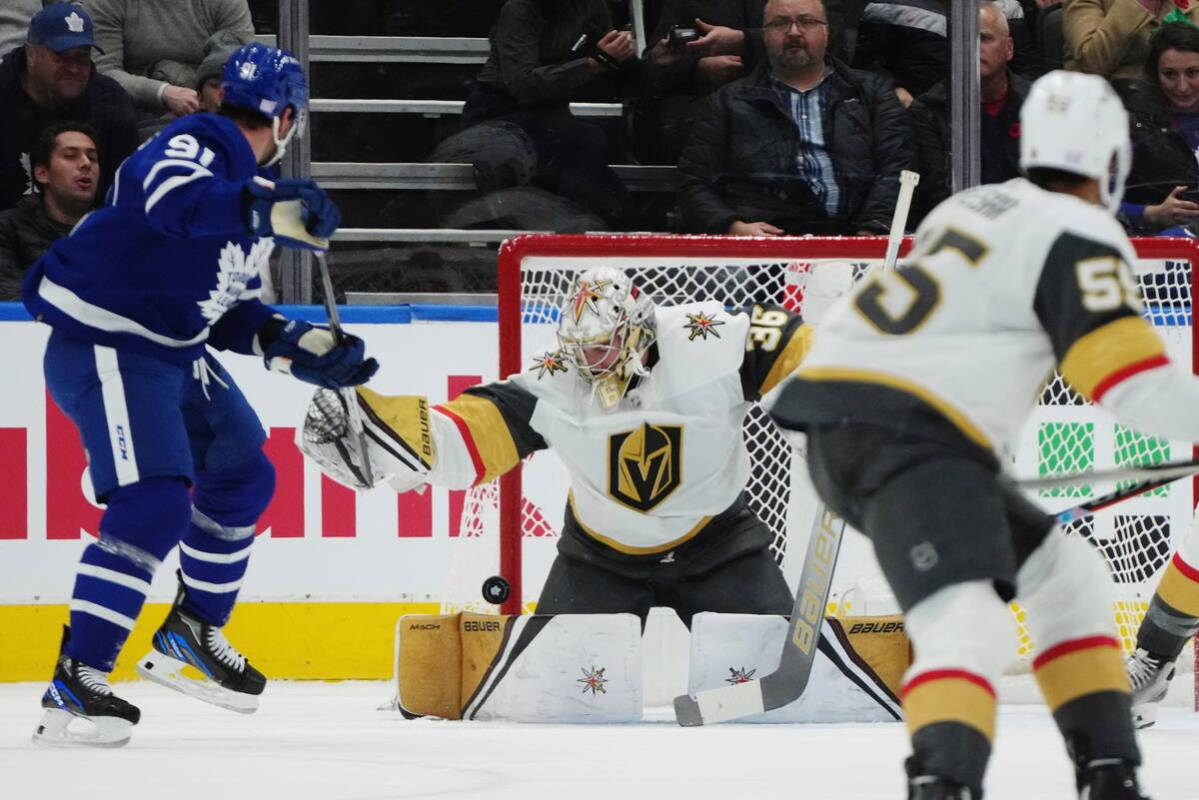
[393,612,908,723]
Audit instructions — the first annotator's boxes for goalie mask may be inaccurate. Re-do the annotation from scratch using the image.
[557,268,656,410]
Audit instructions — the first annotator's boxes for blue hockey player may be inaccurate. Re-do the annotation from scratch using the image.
[23,43,377,747]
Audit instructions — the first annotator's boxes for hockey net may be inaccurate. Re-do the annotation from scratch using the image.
[447,234,1199,682]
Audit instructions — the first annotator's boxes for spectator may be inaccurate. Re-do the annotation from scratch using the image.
[0,0,41,59]
[195,41,239,113]
[908,1,1031,220]
[81,0,254,137]
[677,0,914,236]
[1117,21,1199,233]
[0,122,99,299]
[853,0,1036,106]
[636,0,768,164]
[460,0,639,229]
[1063,0,1199,80]
[0,3,137,210]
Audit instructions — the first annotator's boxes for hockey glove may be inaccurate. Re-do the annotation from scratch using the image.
[259,318,378,388]
[244,176,341,251]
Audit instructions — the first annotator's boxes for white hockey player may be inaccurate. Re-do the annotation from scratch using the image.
[302,268,810,627]
[767,70,1199,799]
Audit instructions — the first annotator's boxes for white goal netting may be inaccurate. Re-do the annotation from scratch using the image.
[445,234,1198,669]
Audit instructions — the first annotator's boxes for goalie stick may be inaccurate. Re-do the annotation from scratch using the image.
[315,251,375,489]
[674,170,920,727]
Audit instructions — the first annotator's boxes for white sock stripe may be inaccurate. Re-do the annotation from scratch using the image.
[180,572,245,594]
[69,599,137,631]
[190,507,257,541]
[76,563,152,595]
[93,345,140,487]
[179,540,253,564]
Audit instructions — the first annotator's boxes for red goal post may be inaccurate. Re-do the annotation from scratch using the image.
[490,232,1199,675]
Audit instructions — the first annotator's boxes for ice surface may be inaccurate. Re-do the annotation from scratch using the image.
[3,681,1198,799]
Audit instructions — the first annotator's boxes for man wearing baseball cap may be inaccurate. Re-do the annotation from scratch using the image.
[0,3,137,210]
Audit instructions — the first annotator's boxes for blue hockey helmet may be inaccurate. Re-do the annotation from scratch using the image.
[221,42,309,165]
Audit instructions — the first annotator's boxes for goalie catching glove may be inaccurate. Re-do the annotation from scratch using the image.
[256,317,378,388]
[299,388,434,491]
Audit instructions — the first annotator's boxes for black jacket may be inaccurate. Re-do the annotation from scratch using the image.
[677,58,915,234]
[1118,80,1199,223]
[908,71,1031,221]
[470,0,630,112]
[0,194,73,300]
[0,46,139,211]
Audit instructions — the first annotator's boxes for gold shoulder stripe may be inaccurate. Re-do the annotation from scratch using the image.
[436,393,520,485]
[1059,316,1168,402]
[797,366,992,450]
[357,388,435,469]
[760,322,814,396]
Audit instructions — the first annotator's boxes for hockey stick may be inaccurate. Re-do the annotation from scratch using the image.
[673,171,921,727]
[1018,458,1199,494]
[315,251,375,489]
[674,506,846,726]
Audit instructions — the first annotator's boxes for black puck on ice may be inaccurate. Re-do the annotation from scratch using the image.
[482,575,511,604]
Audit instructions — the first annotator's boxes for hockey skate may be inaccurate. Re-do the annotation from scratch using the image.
[905,758,976,799]
[32,626,140,748]
[1077,759,1151,799]
[1127,648,1175,729]
[136,573,265,713]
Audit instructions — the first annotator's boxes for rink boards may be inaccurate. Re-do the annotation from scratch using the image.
[0,304,560,681]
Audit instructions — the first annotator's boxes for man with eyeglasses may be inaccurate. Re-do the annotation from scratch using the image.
[0,3,137,211]
[678,0,914,237]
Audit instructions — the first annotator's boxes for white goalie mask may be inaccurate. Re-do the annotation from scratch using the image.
[556,267,656,410]
[1019,70,1131,214]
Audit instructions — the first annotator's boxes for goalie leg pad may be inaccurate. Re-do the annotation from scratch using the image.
[395,613,643,723]
[901,580,1016,795]
[687,612,906,723]
[1017,531,1139,767]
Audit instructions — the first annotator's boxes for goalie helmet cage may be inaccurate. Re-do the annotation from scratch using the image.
[478,233,1199,699]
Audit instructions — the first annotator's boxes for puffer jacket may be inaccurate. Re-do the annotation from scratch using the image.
[0,195,73,300]
[677,58,915,234]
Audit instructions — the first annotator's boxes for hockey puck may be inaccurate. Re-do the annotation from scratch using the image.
[482,575,511,605]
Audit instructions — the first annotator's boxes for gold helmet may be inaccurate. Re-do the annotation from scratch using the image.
[557,268,656,409]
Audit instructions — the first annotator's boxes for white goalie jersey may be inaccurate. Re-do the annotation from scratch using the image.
[772,177,1199,458]
[344,302,810,554]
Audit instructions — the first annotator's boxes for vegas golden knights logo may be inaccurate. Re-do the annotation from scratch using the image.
[608,423,683,511]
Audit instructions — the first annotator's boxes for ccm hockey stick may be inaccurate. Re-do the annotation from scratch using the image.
[315,251,375,489]
[673,171,921,727]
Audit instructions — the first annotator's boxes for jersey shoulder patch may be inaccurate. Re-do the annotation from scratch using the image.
[652,302,749,397]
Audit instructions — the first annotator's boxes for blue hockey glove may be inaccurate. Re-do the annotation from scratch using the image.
[244,176,341,251]
[259,319,378,388]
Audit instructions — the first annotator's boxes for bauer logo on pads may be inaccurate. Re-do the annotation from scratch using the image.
[607,423,682,512]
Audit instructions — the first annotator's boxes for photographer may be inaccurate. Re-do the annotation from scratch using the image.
[637,1,768,164]
[460,0,638,229]
[1117,22,1199,235]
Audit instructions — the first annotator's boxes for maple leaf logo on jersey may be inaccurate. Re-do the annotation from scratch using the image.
[198,239,274,324]
[569,278,612,324]
[531,349,569,379]
[684,311,725,341]
[577,666,608,695]
[725,667,757,685]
